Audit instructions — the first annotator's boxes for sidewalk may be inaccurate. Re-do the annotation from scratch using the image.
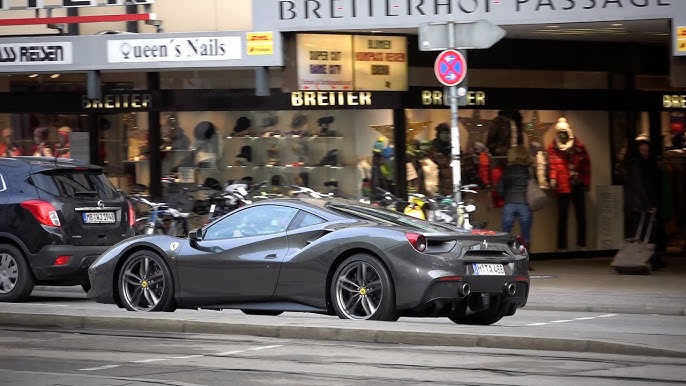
[526,254,686,316]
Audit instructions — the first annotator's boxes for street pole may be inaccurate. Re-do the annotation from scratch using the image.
[447,22,462,221]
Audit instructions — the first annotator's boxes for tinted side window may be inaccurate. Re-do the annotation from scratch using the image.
[32,170,119,199]
[292,210,325,229]
[204,205,298,240]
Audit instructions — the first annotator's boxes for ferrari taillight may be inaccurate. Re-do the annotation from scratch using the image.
[20,200,61,227]
[406,232,427,252]
[513,236,527,254]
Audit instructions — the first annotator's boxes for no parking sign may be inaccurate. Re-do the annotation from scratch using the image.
[434,49,466,87]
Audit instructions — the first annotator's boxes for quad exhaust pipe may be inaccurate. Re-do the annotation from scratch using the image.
[504,282,516,296]
[458,283,470,297]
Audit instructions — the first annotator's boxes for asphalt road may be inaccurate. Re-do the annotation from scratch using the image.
[0,326,684,386]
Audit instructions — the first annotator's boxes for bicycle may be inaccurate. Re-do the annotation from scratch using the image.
[427,184,486,230]
[206,180,268,222]
[128,194,191,236]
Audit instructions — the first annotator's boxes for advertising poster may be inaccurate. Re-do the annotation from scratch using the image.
[296,34,353,91]
[353,35,408,91]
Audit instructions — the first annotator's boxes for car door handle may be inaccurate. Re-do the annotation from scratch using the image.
[264,253,278,259]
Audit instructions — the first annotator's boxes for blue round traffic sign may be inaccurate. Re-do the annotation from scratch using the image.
[434,49,466,87]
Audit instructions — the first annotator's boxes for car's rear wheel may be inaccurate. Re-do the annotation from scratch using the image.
[0,244,34,302]
[448,301,505,325]
[241,310,284,316]
[331,254,397,321]
[118,250,175,312]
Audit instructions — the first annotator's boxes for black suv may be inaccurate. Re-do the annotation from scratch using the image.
[0,157,135,302]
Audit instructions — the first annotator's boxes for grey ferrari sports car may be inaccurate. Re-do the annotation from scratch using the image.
[88,198,529,325]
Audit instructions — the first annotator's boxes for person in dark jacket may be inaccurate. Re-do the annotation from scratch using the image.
[625,136,667,269]
[498,145,534,248]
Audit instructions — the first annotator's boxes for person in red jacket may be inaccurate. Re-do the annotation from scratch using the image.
[548,117,591,251]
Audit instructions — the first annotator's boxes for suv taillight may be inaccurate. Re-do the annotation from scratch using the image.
[127,200,136,227]
[20,200,61,227]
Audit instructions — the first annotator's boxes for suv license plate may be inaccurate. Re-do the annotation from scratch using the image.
[473,263,505,276]
[83,212,116,224]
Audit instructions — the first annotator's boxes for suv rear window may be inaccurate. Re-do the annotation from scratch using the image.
[31,169,120,199]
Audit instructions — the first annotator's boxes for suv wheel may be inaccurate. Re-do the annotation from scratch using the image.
[0,244,34,302]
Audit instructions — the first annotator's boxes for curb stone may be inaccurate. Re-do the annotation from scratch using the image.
[0,311,684,359]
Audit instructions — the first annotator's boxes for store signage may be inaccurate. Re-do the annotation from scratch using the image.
[107,36,241,63]
[422,90,486,106]
[82,93,151,109]
[353,35,407,91]
[677,26,686,52]
[259,0,680,31]
[296,34,353,91]
[0,0,153,10]
[291,91,372,107]
[295,33,407,91]
[246,32,274,55]
[664,94,686,108]
[0,42,72,65]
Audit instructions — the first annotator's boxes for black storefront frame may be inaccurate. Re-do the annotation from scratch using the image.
[1,86,677,199]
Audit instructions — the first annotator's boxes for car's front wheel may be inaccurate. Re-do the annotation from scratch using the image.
[0,244,34,302]
[118,250,175,312]
[330,254,398,321]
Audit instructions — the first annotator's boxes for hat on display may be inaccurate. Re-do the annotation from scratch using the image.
[373,138,385,154]
[291,113,308,129]
[233,117,251,133]
[34,127,49,141]
[194,121,216,140]
[635,133,650,143]
[317,116,334,126]
[236,145,252,164]
[260,115,279,128]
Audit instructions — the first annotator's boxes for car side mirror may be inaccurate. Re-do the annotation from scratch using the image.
[188,228,203,242]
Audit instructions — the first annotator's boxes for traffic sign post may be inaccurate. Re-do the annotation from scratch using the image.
[420,21,506,224]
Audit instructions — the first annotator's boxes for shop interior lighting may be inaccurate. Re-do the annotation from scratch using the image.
[50,74,60,79]
[28,73,38,78]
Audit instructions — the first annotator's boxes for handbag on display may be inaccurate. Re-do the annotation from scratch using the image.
[526,169,548,211]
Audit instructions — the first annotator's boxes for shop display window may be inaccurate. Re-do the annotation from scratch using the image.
[120,109,393,199]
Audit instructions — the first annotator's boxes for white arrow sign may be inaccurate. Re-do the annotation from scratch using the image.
[419,20,506,51]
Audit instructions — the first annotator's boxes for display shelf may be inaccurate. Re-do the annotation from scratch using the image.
[226,135,343,140]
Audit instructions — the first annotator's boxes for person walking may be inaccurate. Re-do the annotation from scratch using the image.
[625,135,667,269]
[498,145,534,249]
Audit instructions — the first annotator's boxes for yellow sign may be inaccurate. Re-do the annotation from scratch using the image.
[291,91,371,107]
[421,90,486,106]
[664,95,686,109]
[678,27,686,52]
[246,31,274,55]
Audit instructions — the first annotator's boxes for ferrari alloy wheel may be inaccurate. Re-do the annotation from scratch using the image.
[0,244,34,302]
[118,251,175,312]
[331,254,397,321]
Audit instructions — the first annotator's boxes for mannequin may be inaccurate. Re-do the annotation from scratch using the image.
[32,127,53,157]
[357,156,372,198]
[0,128,22,157]
[548,118,591,251]
[54,126,71,158]
[430,123,453,196]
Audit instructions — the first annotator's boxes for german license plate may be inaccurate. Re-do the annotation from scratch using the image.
[83,212,115,224]
[473,263,505,276]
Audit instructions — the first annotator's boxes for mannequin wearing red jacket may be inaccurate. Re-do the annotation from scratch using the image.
[548,118,591,251]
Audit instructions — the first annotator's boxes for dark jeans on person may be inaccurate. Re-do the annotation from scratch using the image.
[502,203,532,248]
[557,185,586,250]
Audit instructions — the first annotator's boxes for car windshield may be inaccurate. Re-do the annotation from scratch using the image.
[31,169,120,199]
[326,202,458,233]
